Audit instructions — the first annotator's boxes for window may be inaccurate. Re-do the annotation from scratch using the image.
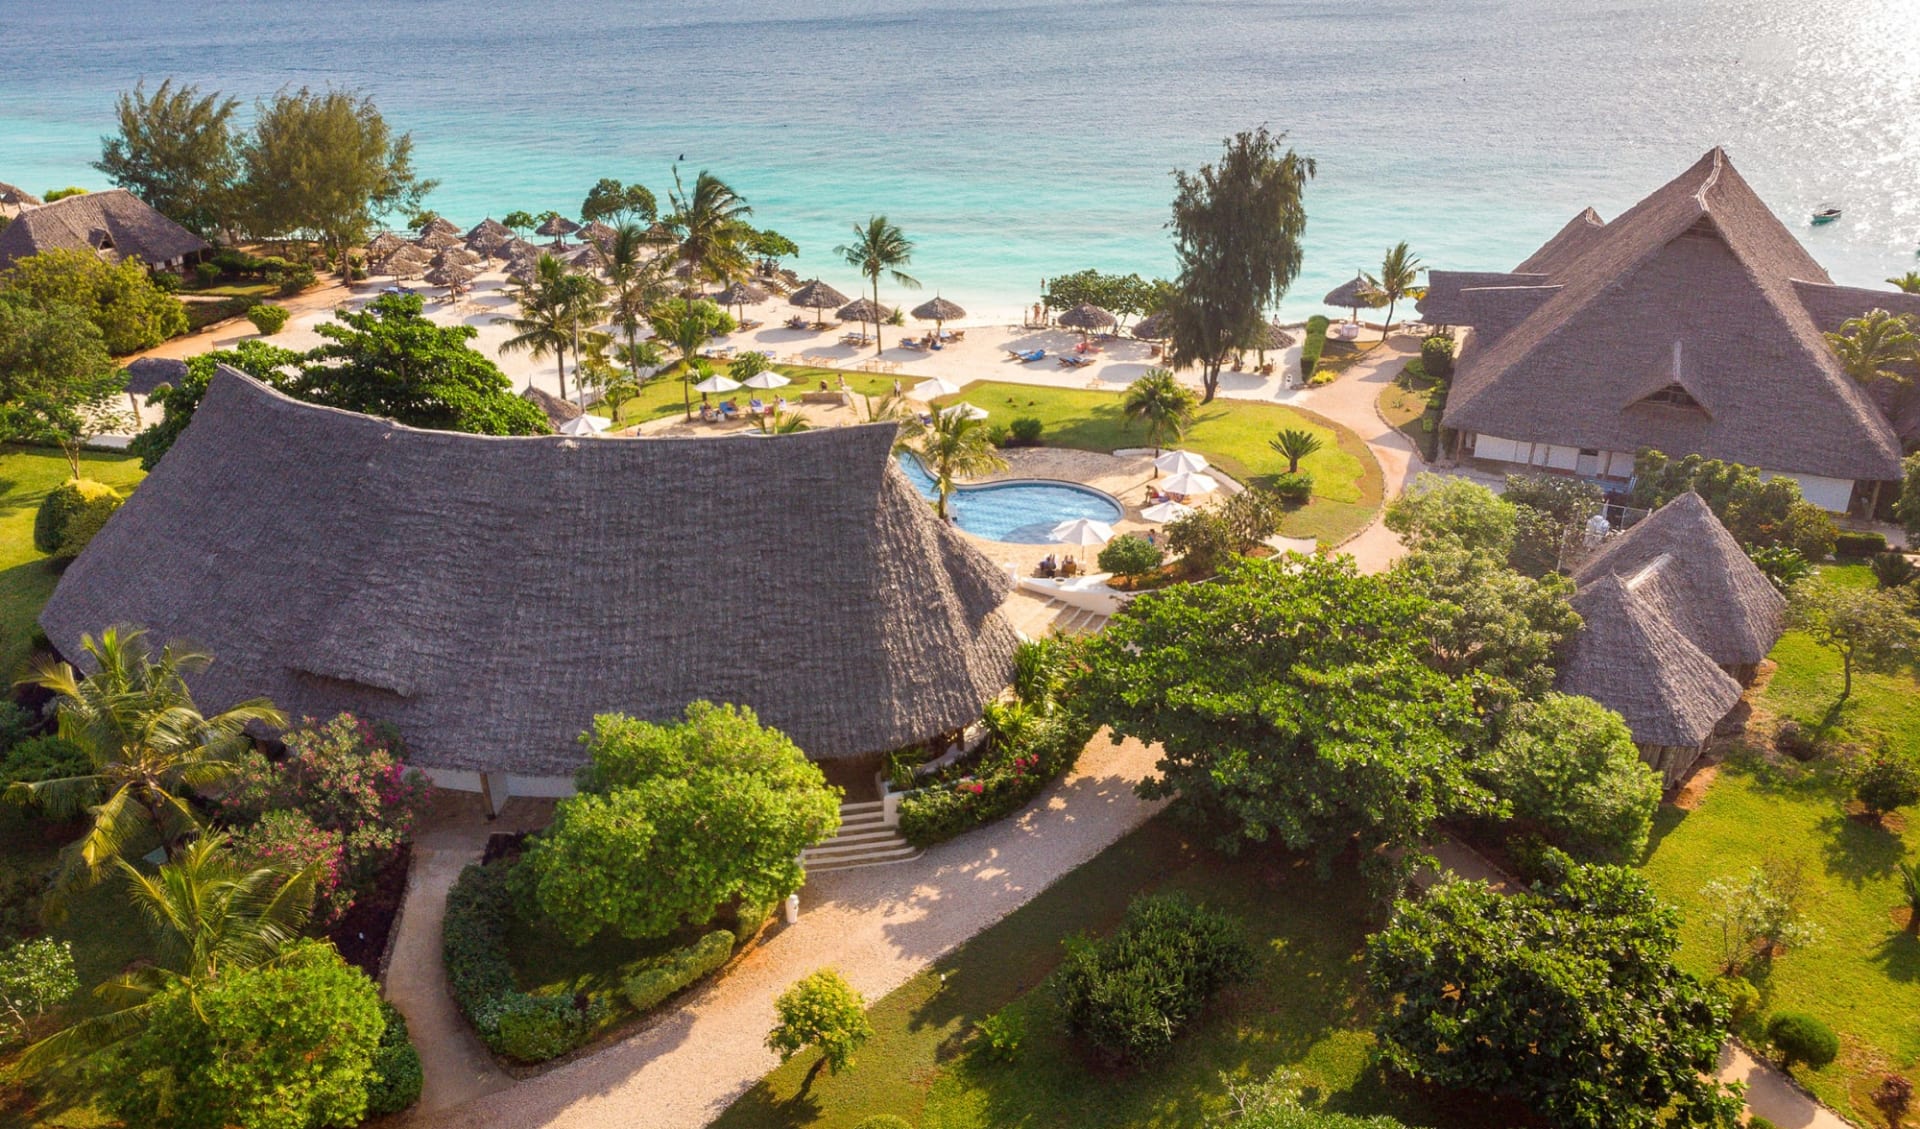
[1638,383,1702,410]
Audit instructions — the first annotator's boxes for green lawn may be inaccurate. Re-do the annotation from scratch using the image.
[609,365,900,426]
[716,818,1488,1129]
[0,445,146,680]
[1639,572,1920,1122]
[1377,364,1442,462]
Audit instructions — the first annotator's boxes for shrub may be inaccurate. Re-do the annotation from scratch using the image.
[767,969,873,1074]
[1420,333,1455,378]
[442,860,603,1061]
[1855,750,1920,820]
[489,992,610,1063]
[1750,545,1812,592]
[728,351,771,381]
[230,809,351,924]
[1052,894,1253,1066]
[1097,534,1163,581]
[1269,471,1314,505]
[1007,416,1044,444]
[986,422,1010,446]
[1773,720,1826,762]
[1165,508,1237,575]
[1711,974,1761,1025]
[1305,314,1330,334]
[1873,1074,1914,1129]
[975,1005,1025,1063]
[897,710,1091,848]
[1482,693,1660,863]
[1766,1011,1839,1070]
[1870,551,1917,589]
[1010,635,1073,711]
[149,269,181,293]
[1835,530,1889,558]
[1748,1119,1779,1129]
[0,701,33,754]
[364,1001,423,1115]
[270,263,317,295]
[246,304,290,335]
[193,261,221,287]
[622,929,735,1012]
[32,478,122,559]
[1299,316,1329,378]
[0,937,78,1047]
[0,735,89,789]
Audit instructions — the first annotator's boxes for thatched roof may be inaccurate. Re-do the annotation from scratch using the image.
[1323,273,1382,309]
[1056,302,1116,330]
[912,297,966,322]
[1574,492,1786,666]
[535,215,580,238]
[1560,575,1743,749]
[431,246,482,270]
[579,220,619,248]
[715,281,770,307]
[382,246,431,278]
[497,237,541,262]
[1131,311,1171,340]
[520,385,583,426]
[1431,148,1903,483]
[365,232,408,261]
[420,216,462,239]
[1250,322,1296,350]
[0,189,209,271]
[44,370,1019,772]
[0,182,41,208]
[415,228,461,251]
[423,264,476,288]
[466,217,513,243]
[789,279,849,310]
[838,297,893,323]
[122,356,188,398]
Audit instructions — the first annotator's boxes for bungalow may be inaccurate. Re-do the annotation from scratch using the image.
[1559,492,1786,786]
[0,182,40,220]
[41,369,1021,804]
[1421,147,1913,513]
[0,188,209,272]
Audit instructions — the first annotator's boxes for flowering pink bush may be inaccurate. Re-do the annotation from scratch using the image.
[231,809,351,924]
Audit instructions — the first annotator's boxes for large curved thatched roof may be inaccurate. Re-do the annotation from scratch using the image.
[43,370,1019,773]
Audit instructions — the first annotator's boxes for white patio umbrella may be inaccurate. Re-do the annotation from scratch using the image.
[914,376,962,399]
[1160,471,1219,496]
[1154,450,1209,475]
[1049,517,1115,545]
[1140,500,1194,523]
[558,414,611,436]
[692,374,743,394]
[742,372,791,390]
[939,402,989,421]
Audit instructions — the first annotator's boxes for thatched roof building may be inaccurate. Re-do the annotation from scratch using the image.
[43,370,1019,779]
[0,189,209,272]
[1422,148,1905,512]
[0,182,40,217]
[520,385,583,426]
[1559,492,1785,785]
[122,356,189,399]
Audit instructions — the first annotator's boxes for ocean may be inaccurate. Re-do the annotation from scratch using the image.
[2,0,1918,320]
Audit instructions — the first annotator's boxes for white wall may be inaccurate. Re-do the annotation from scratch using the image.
[503,775,577,799]
[1764,471,1854,514]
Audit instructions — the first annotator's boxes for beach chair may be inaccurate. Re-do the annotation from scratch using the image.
[1019,349,1046,363]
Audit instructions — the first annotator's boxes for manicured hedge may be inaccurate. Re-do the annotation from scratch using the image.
[1834,530,1889,558]
[443,861,607,1063]
[33,478,122,559]
[622,928,735,1011]
[1299,315,1330,379]
[365,1001,424,1115]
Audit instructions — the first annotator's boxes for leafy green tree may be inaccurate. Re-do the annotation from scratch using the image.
[1120,368,1198,457]
[1504,472,1604,576]
[1269,427,1322,473]
[580,176,657,225]
[1630,451,1836,560]
[1824,307,1918,387]
[766,970,873,1076]
[1896,452,1920,544]
[1162,507,1237,576]
[1482,693,1659,862]
[14,628,286,900]
[0,939,77,1048]
[1166,127,1315,402]
[1787,577,1920,701]
[647,297,736,419]
[1074,554,1488,881]
[297,293,548,434]
[1389,542,1579,694]
[0,295,125,474]
[496,253,577,396]
[0,249,188,354]
[94,79,240,237]
[1701,858,1822,974]
[1043,269,1163,327]
[128,338,301,467]
[837,215,919,355]
[666,167,755,298]
[1097,533,1164,583]
[1384,472,1518,555]
[1367,855,1741,1129]
[1855,750,1920,822]
[521,703,841,943]
[747,227,800,263]
[1362,242,1423,342]
[502,209,535,238]
[42,187,87,202]
[237,87,436,272]
[903,409,1006,520]
[100,940,383,1129]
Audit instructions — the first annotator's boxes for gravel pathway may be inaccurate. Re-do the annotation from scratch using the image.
[401,733,1164,1129]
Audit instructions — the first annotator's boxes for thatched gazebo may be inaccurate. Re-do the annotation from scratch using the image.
[1324,273,1383,323]
[383,246,431,280]
[1056,302,1117,333]
[788,279,849,328]
[911,296,966,336]
[535,215,581,246]
[365,231,407,263]
[837,297,892,324]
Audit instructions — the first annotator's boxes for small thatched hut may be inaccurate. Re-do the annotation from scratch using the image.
[520,385,583,427]
[0,189,208,272]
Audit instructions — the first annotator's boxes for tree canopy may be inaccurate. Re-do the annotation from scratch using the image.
[520,703,842,943]
[580,177,658,225]
[1073,554,1489,881]
[0,249,188,356]
[1383,472,1518,556]
[1481,693,1660,863]
[1787,577,1920,701]
[94,78,241,237]
[1042,269,1167,324]
[127,339,301,468]
[1389,542,1580,695]
[1629,451,1836,560]
[1367,855,1740,1129]
[0,295,124,471]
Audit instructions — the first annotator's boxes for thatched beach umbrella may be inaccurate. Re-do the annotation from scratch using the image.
[837,297,893,337]
[420,216,462,239]
[432,246,483,271]
[505,257,540,286]
[1131,310,1172,340]
[1057,303,1117,334]
[714,280,769,322]
[467,217,513,244]
[1250,321,1296,355]
[565,246,602,272]
[497,237,541,263]
[416,227,462,251]
[1324,273,1384,323]
[536,215,580,246]
[788,279,849,328]
[911,296,966,336]
[579,220,619,250]
[424,263,477,297]
[383,246,431,280]
[465,229,511,260]
[366,231,407,263]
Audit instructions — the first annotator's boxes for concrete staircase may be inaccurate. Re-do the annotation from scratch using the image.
[802,800,920,873]
[1000,590,1111,639]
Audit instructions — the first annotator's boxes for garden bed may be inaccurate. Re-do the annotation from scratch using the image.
[328,842,411,979]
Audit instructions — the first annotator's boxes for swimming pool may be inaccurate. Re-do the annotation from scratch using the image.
[895,452,1125,544]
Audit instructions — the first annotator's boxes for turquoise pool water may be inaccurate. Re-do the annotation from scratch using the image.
[895,453,1121,544]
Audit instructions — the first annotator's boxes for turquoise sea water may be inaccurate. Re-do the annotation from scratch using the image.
[2,0,1918,319]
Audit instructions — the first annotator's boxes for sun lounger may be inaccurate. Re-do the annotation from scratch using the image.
[1012,349,1046,363]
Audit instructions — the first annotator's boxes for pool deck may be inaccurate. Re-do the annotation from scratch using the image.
[949,447,1184,577]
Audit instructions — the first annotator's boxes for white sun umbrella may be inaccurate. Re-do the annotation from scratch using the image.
[692,374,742,394]
[1140,500,1194,523]
[914,376,962,399]
[939,401,989,421]
[1049,517,1115,545]
[1159,471,1219,496]
[558,414,611,436]
[1154,449,1209,475]
[742,372,791,390]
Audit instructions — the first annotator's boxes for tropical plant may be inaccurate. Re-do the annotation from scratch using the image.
[666,167,755,298]
[598,221,668,387]
[1856,751,1920,822]
[94,78,241,237]
[905,409,1007,519]
[1362,242,1424,342]
[836,215,919,355]
[501,209,535,238]
[1824,308,1919,387]
[1269,427,1323,473]
[13,627,286,900]
[1,248,188,355]
[766,969,873,1076]
[1390,543,1581,695]
[1871,550,1917,589]
[756,409,811,434]
[1480,693,1660,863]
[580,176,657,225]
[1749,544,1812,592]
[1384,472,1519,556]
[1890,271,1920,295]
[1898,861,1920,933]
[646,297,735,419]
[1787,578,1920,702]
[495,253,578,397]
[1120,368,1198,457]
[0,938,77,1047]
[1701,858,1823,973]
[1098,534,1164,583]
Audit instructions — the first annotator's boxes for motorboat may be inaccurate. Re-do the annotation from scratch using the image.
[1811,206,1842,225]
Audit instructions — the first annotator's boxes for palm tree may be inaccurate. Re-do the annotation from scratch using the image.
[602,221,670,388]
[1888,272,1920,295]
[551,269,609,404]
[649,298,724,420]
[667,167,755,299]
[836,216,920,355]
[495,254,576,398]
[1121,368,1199,461]
[908,411,1006,519]
[1270,427,1324,473]
[1825,308,1920,387]
[14,627,285,904]
[19,834,318,1071]
[757,410,812,435]
[1363,242,1424,343]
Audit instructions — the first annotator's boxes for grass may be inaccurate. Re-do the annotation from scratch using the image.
[608,365,900,426]
[1638,574,1920,1123]
[1377,362,1443,462]
[716,818,1487,1129]
[181,280,279,299]
[0,445,146,680]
